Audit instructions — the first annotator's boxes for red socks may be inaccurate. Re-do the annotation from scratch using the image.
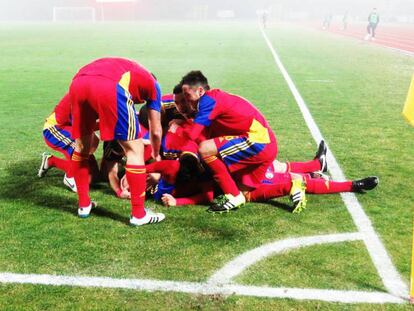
[287,159,321,173]
[202,155,239,196]
[305,176,352,194]
[247,181,291,202]
[71,151,91,207]
[48,156,72,177]
[126,164,146,219]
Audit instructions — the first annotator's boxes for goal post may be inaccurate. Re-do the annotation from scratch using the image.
[52,7,96,22]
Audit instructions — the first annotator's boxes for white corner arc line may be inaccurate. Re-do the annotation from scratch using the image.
[208,232,362,285]
[0,272,404,304]
[259,26,408,299]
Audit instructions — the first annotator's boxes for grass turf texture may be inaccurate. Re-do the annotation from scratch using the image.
[0,22,413,310]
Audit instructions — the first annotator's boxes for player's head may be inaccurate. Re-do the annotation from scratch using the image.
[180,71,210,107]
[138,104,168,131]
[173,83,197,119]
[176,152,203,183]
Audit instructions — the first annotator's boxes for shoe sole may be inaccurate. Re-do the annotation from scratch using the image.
[207,204,244,214]
[38,153,50,178]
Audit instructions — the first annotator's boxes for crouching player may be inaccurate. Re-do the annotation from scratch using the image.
[175,71,278,213]
[67,57,164,226]
[38,93,99,192]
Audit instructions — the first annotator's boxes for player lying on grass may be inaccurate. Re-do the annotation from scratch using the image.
[63,57,165,226]
[172,71,278,213]
[38,93,99,192]
[150,156,378,212]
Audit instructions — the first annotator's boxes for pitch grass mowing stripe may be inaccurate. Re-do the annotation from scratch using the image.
[0,272,404,304]
[259,25,408,300]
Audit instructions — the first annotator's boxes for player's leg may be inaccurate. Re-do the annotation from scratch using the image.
[305,174,378,194]
[112,82,164,226]
[39,125,75,177]
[198,138,245,212]
[287,140,327,173]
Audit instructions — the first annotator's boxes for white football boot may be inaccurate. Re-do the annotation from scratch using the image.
[130,208,165,226]
[78,201,97,218]
[63,174,77,193]
[38,152,51,178]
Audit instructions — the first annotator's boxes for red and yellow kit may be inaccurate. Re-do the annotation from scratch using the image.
[43,93,75,159]
[180,89,278,188]
[69,57,161,141]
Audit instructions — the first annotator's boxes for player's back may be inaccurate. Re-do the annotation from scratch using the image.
[204,89,273,139]
[74,57,146,82]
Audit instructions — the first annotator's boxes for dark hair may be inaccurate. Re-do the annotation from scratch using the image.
[173,83,183,95]
[180,70,210,90]
[138,105,168,131]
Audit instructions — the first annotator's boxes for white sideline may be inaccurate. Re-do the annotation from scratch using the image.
[0,24,408,306]
[208,232,362,285]
[259,26,408,299]
[0,272,404,304]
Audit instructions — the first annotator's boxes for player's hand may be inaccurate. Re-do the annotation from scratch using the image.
[161,193,176,207]
[119,189,131,199]
[152,153,162,162]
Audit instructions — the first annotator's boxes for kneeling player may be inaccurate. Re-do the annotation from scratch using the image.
[38,93,99,192]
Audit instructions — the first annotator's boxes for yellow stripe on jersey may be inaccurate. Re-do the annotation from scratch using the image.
[220,140,255,158]
[119,71,131,91]
[247,119,270,144]
[43,112,58,130]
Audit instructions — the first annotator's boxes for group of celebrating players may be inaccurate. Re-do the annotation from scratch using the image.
[38,57,379,226]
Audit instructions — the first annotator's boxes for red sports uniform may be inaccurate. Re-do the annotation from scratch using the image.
[69,57,161,219]
[43,93,74,159]
[70,57,161,141]
[178,89,277,189]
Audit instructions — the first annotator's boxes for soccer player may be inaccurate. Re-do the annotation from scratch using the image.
[68,57,164,226]
[173,71,278,213]
[365,8,380,40]
[38,93,99,192]
[159,158,379,211]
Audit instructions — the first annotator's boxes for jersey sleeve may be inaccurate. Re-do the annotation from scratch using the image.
[193,94,216,126]
[146,81,162,112]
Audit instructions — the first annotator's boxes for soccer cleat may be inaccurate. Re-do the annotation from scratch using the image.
[314,140,328,173]
[290,178,307,214]
[129,208,165,226]
[352,176,379,193]
[38,152,51,178]
[78,201,97,218]
[63,174,77,193]
[207,192,246,213]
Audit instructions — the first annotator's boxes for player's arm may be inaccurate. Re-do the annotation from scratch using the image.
[148,109,162,160]
[146,81,163,160]
[177,95,216,143]
[102,159,129,199]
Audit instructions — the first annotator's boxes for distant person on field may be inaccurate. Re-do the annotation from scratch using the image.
[322,13,332,30]
[365,8,380,40]
[342,11,348,30]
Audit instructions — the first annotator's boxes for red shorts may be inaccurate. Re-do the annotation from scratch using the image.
[70,75,140,141]
[43,125,74,160]
[214,135,277,189]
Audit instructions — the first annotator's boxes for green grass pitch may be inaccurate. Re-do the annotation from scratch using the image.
[0,22,413,310]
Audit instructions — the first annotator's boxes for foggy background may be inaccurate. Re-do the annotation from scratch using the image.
[0,0,413,23]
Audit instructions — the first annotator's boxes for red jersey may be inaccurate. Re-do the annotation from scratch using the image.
[44,93,72,129]
[181,89,275,144]
[74,57,161,111]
